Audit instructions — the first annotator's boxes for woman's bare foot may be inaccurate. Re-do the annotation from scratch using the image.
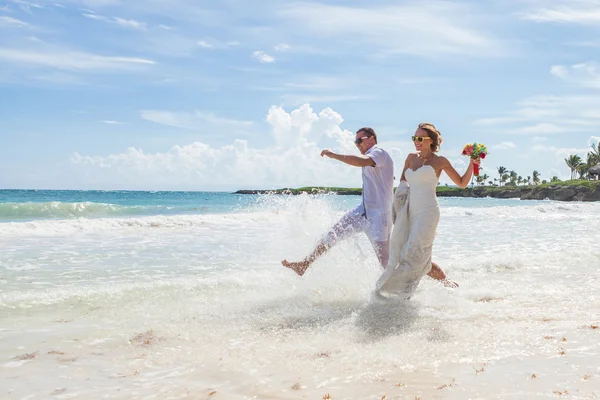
[428,262,459,288]
[281,259,310,276]
[442,278,459,288]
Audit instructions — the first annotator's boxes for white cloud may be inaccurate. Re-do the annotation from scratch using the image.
[82,12,147,30]
[70,104,380,190]
[0,47,155,71]
[0,15,31,27]
[274,43,291,52]
[510,123,569,135]
[197,38,238,49]
[64,104,423,190]
[550,62,600,88]
[532,144,589,158]
[252,50,275,63]
[281,93,375,106]
[275,2,505,57]
[100,120,123,124]
[197,40,213,49]
[521,1,600,24]
[492,142,516,150]
[474,95,600,135]
[140,109,253,130]
[113,17,146,30]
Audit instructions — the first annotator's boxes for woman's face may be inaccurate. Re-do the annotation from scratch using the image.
[412,127,432,152]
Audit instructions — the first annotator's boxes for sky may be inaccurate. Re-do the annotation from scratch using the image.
[1,0,600,191]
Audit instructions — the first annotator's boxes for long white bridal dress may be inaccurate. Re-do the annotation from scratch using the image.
[375,164,440,299]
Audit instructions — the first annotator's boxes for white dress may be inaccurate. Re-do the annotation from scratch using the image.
[374,164,440,299]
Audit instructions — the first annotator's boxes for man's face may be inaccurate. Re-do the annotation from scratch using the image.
[354,132,374,154]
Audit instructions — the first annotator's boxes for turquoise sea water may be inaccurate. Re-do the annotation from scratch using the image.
[0,189,543,222]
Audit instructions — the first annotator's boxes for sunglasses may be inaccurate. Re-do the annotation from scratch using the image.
[354,136,370,145]
[412,136,432,142]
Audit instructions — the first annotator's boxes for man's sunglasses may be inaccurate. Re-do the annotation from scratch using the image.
[412,136,432,142]
[354,136,371,145]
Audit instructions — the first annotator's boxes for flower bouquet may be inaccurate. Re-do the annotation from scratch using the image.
[462,143,487,176]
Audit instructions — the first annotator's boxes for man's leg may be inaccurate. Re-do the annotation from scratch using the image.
[282,205,366,276]
[372,240,389,268]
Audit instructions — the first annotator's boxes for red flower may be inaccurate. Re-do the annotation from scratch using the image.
[479,153,487,159]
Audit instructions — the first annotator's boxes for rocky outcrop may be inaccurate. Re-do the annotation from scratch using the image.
[436,183,600,202]
[236,182,600,202]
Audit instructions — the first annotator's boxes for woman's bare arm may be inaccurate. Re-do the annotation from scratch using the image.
[440,156,478,188]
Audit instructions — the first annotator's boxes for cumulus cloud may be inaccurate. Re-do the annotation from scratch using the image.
[69,104,403,190]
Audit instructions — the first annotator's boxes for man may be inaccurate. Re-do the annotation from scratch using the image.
[281,127,456,287]
[282,127,394,276]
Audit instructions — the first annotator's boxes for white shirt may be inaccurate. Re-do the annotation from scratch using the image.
[360,145,394,221]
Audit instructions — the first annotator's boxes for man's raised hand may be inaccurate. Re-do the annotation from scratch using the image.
[320,149,334,158]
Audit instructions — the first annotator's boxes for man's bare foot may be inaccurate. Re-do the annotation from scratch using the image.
[281,259,310,276]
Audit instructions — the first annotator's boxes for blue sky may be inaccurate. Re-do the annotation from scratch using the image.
[1,0,599,190]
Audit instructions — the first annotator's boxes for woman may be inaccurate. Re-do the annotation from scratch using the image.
[375,122,478,299]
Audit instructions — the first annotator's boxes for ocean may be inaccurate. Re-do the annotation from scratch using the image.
[1,189,599,399]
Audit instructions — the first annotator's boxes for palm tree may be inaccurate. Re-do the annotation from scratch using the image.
[533,170,541,185]
[589,143,600,166]
[551,176,561,183]
[527,176,531,185]
[481,174,489,186]
[502,173,509,186]
[577,163,588,179]
[509,170,518,185]
[565,154,582,180]
[517,176,523,186]
[497,166,507,186]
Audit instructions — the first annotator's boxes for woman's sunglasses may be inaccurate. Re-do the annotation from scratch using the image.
[412,136,432,142]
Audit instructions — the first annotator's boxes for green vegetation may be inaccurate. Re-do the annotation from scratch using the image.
[437,179,600,195]
[475,141,599,187]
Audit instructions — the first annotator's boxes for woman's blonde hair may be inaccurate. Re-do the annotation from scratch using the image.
[418,122,443,153]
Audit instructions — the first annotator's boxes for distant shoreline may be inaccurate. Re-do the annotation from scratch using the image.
[235,180,600,202]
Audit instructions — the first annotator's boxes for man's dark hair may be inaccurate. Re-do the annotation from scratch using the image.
[356,127,377,144]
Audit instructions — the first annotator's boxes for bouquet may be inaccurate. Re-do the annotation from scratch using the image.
[462,143,487,176]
